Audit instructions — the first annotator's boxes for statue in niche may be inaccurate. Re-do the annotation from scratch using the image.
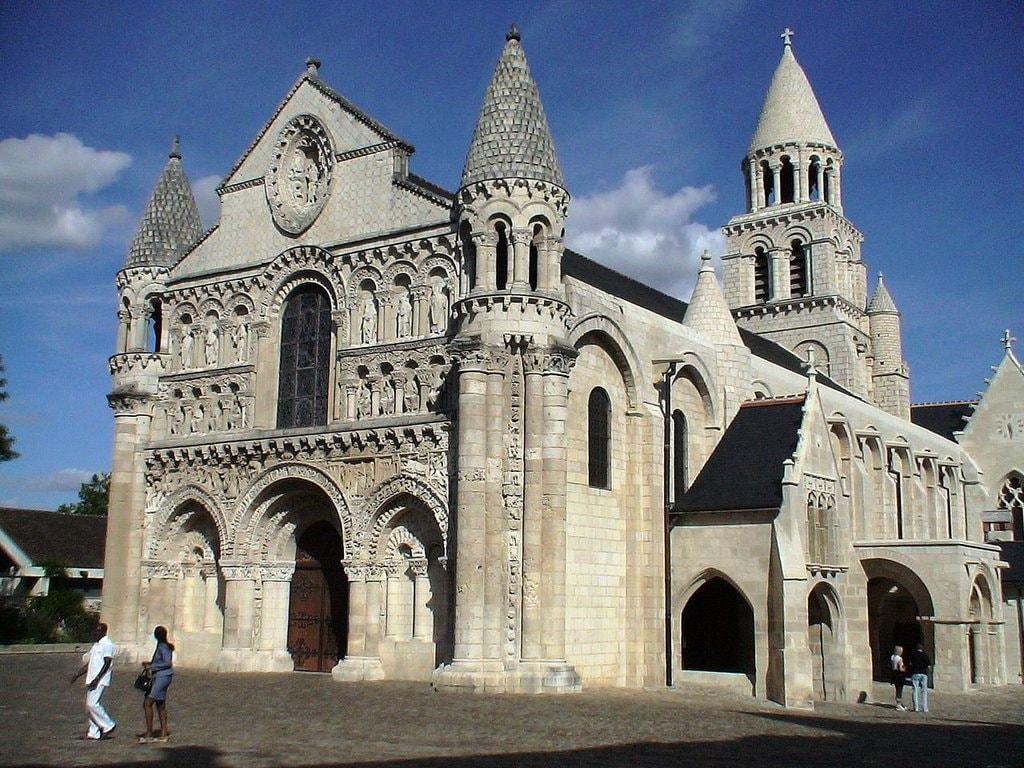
[396,291,412,338]
[428,284,447,334]
[356,381,372,419]
[179,326,194,369]
[232,321,248,363]
[380,376,396,416]
[287,140,322,209]
[187,403,201,435]
[359,296,377,344]
[204,323,219,367]
[403,374,420,413]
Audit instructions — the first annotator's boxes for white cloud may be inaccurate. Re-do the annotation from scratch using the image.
[22,469,93,493]
[0,133,132,252]
[192,173,222,231]
[565,166,726,300]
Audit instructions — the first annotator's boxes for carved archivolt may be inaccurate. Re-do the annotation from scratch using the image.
[362,475,449,560]
[146,483,228,560]
[265,113,334,235]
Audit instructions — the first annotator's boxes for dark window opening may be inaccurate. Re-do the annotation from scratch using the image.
[529,241,539,291]
[790,240,808,297]
[808,160,821,201]
[754,247,770,303]
[672,409,687,499]
[148,298,163,353]
[761,160,775,206]
[588,387,610,489]
[495,224,509,290]
[780,156,795,203]
[681,578,755,674]
[277,285,332,429]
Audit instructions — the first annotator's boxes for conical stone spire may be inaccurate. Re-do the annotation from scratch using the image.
[682,251,743,345]
[460,25,565,190]
[748,31,837,153]
[868,273,898,315]
[125,136,202,269]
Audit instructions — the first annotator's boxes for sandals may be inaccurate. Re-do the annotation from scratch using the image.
[138,735,169,744]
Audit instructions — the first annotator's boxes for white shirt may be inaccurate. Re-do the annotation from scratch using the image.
[87,635,115,688]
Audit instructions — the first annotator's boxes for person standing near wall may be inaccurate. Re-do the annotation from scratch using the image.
[889,645,908,711]
[908,643,931,712]
[70,623,116,740]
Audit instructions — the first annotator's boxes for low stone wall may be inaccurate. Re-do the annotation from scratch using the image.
[0,643,90,655]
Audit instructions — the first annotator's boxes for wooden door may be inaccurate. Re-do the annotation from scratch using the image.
[287,522,347,672]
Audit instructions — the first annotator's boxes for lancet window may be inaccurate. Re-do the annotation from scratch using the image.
[277,284,332,429]
[754,247,770,303]
[588,387,611,489]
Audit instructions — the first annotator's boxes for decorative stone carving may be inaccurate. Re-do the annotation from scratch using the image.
[265,114,334,235]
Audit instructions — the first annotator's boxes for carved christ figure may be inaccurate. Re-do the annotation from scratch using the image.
[428,284,447,334]
[396,291,412,338]
[232,321,248,363]
[179,326,194,369]
[360,295,377,344]
[204,323,219,367]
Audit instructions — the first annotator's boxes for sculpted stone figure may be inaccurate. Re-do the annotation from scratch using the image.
[179,326,194,369]
[428,284,447,334]
[404,374,420,413]
[356,381,372,419]
[396,292,412,338]
[205,324,219,367]
[360,296,377,344]
[232,321,248,363]
[381,376,396,416]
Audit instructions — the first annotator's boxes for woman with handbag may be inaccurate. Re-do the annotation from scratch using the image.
[138,626,175,743]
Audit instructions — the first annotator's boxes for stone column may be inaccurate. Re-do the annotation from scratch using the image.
[116,308,130,354]
[102,392,155,657]
[255,562,295,671]
[770,249,789,300]
[521,354,545,660]
[385,565,404,639]
[753,161,764,212]
[216,563,256,671]
[333,564,385,680]
[201,565,221,633]
[794,157,806,202]
[410,286,427,337]
[252,320,274,428]
[483,356,508,661]
[511,228,531,289]
[412,562,432,641]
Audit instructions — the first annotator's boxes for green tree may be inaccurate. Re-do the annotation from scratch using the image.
[57,473,110,516]
[0,354,17,462]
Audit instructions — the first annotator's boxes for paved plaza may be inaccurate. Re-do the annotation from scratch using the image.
[1,652,1021,768]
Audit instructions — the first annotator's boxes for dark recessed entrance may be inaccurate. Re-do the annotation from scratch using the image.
[287,521,348,672]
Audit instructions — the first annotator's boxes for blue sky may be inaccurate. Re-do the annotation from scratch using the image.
[0,0,1021,510]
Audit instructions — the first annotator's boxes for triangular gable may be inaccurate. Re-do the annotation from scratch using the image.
[222,72,412,188]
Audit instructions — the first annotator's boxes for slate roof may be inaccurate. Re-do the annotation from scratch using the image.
[460,26,565,190]
[562,248,852,391]
[125,138,202,269]
[673,397,806,513]
[748,41,837,153]
[0,508,106,569]
[999,541,1024,583]
[868,274,898,315]
[910,401,975,441]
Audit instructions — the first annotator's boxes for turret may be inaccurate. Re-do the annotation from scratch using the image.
[723,30,872,400]
[868,274,910,418]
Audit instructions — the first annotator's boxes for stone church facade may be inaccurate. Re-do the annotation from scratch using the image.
[104,28,1021,706]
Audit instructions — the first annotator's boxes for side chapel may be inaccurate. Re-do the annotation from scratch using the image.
[104,26,1022,706]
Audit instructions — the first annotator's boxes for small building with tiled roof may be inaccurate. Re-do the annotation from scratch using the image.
[0,508,106,605]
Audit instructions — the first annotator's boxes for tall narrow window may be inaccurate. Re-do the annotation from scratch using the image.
[808,158,821,201]
[760,160,774,206]
[754,247,770,303]
[790,240,808,297]
[672,409,687,499]
[588,388,610,489]
[495,223,509,290]
[148,297,163,353]
[277,285,332,429]
[780,156,795,203]
[998,474,1024,540]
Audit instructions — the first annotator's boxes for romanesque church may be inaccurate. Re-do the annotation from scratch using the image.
[104,27,1023,707]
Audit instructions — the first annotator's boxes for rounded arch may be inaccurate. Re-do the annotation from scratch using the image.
[148,484,229,559]
[261,245,341,314]
[568,313,644,411]
[808,581,846,701]
[232,463,352,558]
[361,475,449,560]
[863,557,935,681]
[383,259,418,287]
[266,268,339,320]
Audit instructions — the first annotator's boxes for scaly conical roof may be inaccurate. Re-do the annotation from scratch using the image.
[682,251,743,345]
[868,273,898,314]
[460,25,565,190]
[125,137,202,269]
[748,31,837,153]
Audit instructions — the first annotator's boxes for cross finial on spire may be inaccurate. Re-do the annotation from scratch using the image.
[506,23,521,42]
[781,28,794,47]
[169,135,181,160]
[1001,329,1016,352]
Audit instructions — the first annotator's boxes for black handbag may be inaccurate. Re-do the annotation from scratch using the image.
[134,669,152,693]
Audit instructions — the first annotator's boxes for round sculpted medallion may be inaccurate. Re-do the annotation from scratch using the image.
[265,114,334,235]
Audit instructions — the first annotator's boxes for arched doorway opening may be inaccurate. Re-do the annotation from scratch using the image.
[681,577,755,674]
[288,521,348,672]
[808,584,845,700]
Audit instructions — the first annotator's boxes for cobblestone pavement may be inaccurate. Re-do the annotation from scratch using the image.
[2,653,1022,768]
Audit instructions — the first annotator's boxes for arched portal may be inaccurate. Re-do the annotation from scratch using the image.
[287,521,348,672]
[808,584,845,701]
[681,577,755,674]
[866,572,933,681]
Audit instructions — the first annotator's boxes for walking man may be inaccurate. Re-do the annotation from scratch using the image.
[71,622,116,740]
[908,642,931,712]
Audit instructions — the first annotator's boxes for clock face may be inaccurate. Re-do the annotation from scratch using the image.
[996,412,1024,440]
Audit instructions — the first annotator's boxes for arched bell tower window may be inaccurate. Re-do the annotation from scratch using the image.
[790,240,808,297]
[754,247,770,303]
[147,297,163,353]
[780,156,795,204]
[459,220,476,292]
[588,387,611,489]
[529,222,543,291]
[277,284,332,429]
[672,409,687,499]
[808,156,821,201]
[495,222,509,291]
[760,160,775,206]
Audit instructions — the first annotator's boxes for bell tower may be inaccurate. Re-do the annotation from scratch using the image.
[723,30,876,400]
[434,25,581,693]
